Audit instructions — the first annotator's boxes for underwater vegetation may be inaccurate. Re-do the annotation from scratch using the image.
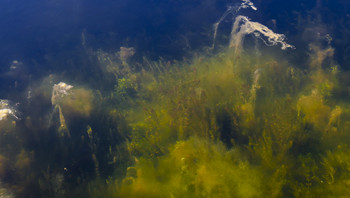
[81,1,350,197]
[1,0,350,198]
[95,46,349,197]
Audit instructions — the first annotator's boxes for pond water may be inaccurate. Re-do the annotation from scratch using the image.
[1,0,350,197]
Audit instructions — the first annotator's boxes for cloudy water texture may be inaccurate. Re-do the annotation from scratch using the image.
[1,0,350,197]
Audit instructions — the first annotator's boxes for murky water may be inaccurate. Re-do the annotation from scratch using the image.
[1,0,350,197]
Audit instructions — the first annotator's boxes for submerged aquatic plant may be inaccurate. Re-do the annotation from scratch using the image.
[212,0,294,55]
[2,2,350,198]
[119,47,135,66]
[51,82,74,105]
[0,183,15,198]
[230,16,295,53]
[0,108,17,121]
[0,100,20,121]
[51,82,74,137]
[119,137,263,198]
[212,0,257,49]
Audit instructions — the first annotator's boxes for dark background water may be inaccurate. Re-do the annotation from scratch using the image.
[0,0,349,95]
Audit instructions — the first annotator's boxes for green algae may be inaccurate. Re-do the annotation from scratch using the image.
[81,44,350,197]
[1,39,350,198]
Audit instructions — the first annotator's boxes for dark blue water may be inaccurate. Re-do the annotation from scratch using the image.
[0,0,229,97]
[1,0,349,70]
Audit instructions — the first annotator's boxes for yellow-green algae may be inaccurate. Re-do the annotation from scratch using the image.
[83,44,350,197]
[1,43,350,197]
